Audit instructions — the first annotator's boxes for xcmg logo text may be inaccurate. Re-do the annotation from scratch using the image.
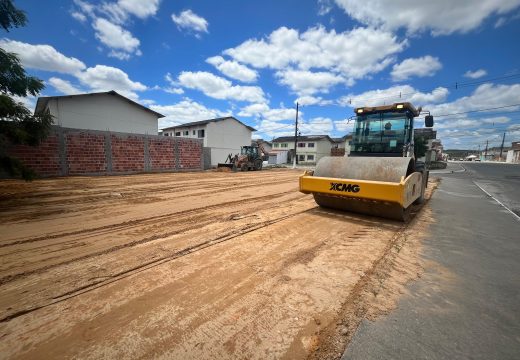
[329,183,360,193]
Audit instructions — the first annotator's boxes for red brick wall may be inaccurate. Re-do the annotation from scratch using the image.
[5,128,203,177]
[111,135,145,173]
[178,138,202,169]
[8,134,61,177]
[149,138,175,170]
[66,132,106,175]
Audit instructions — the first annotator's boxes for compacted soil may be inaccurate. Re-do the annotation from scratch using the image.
[0,169,435,359]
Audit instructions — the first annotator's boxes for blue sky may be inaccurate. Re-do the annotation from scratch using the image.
[2,0,520,149]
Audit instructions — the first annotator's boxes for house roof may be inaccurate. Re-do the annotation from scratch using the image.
[272,135,333,142]
[253,139,272,146]
[331,135,353,143]
[34,90,165,118]
[162,116,256,132]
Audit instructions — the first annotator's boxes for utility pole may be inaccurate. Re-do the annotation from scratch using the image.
[499,132,506,161]
[484,140,488,160]
[292,102,299,169]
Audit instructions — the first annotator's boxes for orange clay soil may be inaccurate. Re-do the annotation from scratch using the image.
[0,169,436,359]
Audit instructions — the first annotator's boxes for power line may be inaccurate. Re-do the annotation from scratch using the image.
[433,103,520,117]
[336,71,520,106]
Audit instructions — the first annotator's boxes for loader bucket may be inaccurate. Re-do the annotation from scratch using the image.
[299,157,423,221]
[217,163,234,169]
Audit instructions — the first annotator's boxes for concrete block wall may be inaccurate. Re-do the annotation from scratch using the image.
[149,138,176,171]
[6,127,203,177]
[111,135,145,173]
[66,132,107,175]
[8,134,61,177]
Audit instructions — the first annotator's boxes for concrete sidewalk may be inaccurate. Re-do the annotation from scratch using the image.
[342,168,520,359]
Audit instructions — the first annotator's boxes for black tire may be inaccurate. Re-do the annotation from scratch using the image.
[414,162,427,205]
[241,163,248,171]
[254,158,263,171]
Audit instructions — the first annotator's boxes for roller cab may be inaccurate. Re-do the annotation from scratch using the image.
[300,103,433,221]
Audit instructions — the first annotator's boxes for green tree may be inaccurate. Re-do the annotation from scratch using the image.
[0,0,53,179]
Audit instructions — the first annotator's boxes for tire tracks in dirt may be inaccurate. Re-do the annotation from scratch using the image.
[0,207,313,323]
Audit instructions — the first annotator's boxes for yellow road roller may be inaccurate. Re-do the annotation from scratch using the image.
[299,102,434,221]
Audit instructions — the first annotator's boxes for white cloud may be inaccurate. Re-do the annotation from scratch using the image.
[171,10,208,35]
[255,116,334,138]
[318,0,333,15]
[71,11,87,23]
[161,72,185,94]
[73,0,95,17]
[296,95,333,106]
[177,71,266,103]
[256,120,294,137]
[482,116,511,124]
[71,1,158,59]
[391,56,442,82]
[48,77,83,95]
[165,87,184,95]
[495,17,508,27]
[339,85,449,108]
[80,0,160,24]
[334,118,355,133]
[0,39,86,75]
[76,65,147,100]
[333,0,520,35]
[238,103,270,117]
[206,56,258,83]
[427,83,520,119]
[151,98,229,128]
[224,26,406,83]
[300,117,334,134]
[238,103,297,122]
[276,69,344,95]
[107,50,130,60]
[92,18,140,57]
[117,0,161,19]
[425,83,520,148]
[140,99,156,106]
[464,69,487,79]
[13,95,36,110]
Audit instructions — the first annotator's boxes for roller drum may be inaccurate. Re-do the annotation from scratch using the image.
[313,156,414,182]
[312,156,415,221]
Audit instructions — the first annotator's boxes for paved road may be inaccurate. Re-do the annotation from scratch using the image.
[460,162,520,218]
[342,162,520,360]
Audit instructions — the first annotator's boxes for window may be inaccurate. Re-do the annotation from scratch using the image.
[298,155,306,161]
[281,143,288,148]
[197,129,205,138]
[352,112,412,154]
[164,133,169,136]
[193,130,196,135]
[184,130,189,136]
[273,143,279,148]
[175,131,181,136]
[307,142,315,148]
[298,142,306,148]
[307,155,314,161]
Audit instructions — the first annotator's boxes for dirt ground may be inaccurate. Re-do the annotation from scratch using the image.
[0,169,435,359]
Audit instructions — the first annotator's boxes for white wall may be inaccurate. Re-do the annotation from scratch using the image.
[163,118,252,166]
[47,94,158,135]
[269,151,288,164]
[164,126,208,146]
[206,119,252,166]
[315,140,332,163]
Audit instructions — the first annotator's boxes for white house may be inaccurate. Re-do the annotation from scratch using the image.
[35,91,164,135]
[506,141,520,163]
[162,117,255,166]
[272,135,334,164]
